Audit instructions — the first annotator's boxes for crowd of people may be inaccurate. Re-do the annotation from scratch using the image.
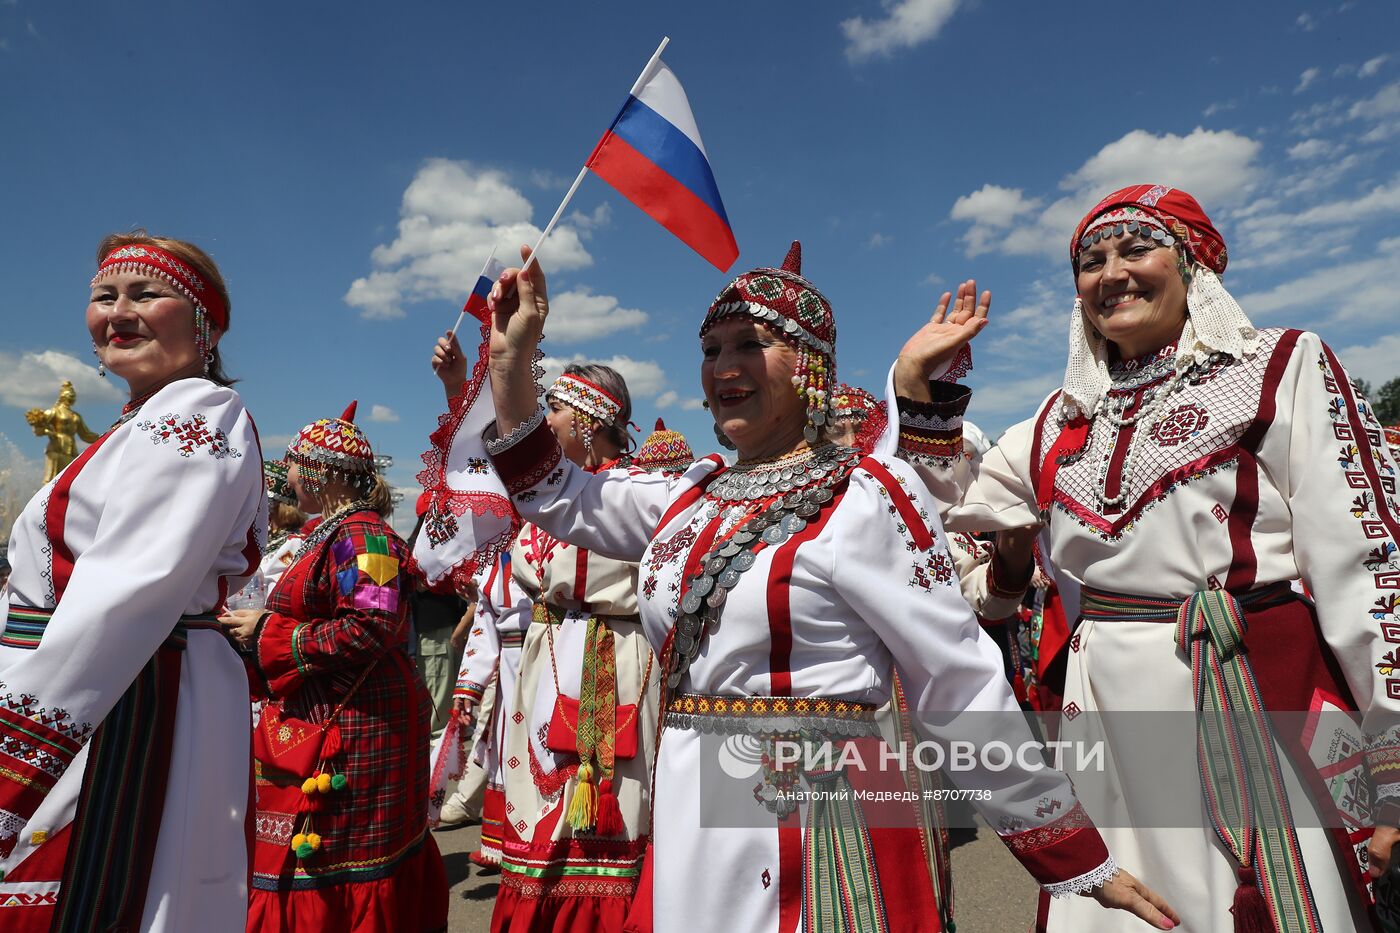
[0,181,1398,933]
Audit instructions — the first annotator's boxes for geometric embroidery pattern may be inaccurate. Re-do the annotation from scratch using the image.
[136,412,242,459]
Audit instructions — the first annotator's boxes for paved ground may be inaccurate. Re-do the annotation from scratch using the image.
[434,816,1038,931]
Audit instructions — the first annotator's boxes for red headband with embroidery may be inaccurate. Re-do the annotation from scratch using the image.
[93,244,229,330]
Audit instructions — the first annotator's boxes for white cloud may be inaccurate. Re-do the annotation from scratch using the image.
[680,397,708,411]
[368,404,400,423]
[1337,333,1400,389]
[1287,138,1337,160]
[1296,12,1317,31]
[654,391,678,409]
[1360,55,1390,79]
[1350,80,1400,121]
[1234,236,1400,326]
[0,350,122,410]
[261,433,295,452]
[950,184,1040,227]
[1060,128,1261,205]
[841,0,962,62]
[867,232,893,248]
[1203,99,1238,117]
[345,159,594,320]
[540,354,668,398]
[966,371,1061,417]
[544,287,650,343]
[951,128,1261,259]
[1295,67,1322,94]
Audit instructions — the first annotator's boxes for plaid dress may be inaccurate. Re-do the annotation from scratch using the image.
[247,510,447,931]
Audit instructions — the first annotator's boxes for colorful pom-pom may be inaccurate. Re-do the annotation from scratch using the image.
[291,833,307,850]
[295,842,314,859]
[301,778,318,795]
[316,772,333,793]
[330,773,348,791]
[306,833,322,850]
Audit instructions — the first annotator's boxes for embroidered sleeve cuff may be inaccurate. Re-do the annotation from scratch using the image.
[998,802,1113,896]
[487,412,564,497]
[1366,744,1400,807]
[987,552,1034,601]
[0,702,90,857]
[253,610,306,697]
[896,383,972,465]
[454,680,487,704]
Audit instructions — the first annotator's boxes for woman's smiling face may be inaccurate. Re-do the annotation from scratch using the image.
[1075,233,1189,359]
[700,316,806,458]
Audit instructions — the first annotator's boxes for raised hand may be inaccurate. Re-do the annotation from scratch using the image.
[431,330,468,397]
[488,245,550,365]
[1088,867,1180,930]
[894,279,991,400]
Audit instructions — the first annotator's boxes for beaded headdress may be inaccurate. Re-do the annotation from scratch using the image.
[265,458,297,506]
[546,373,623,425]
[93,244,228,374]
[633,419,694,476]
[831,384,878,424]
[700,241,836,443]
[286,401,377,494]
[1061,185,1257,418]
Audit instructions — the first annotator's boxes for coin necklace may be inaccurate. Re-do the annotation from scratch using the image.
[666,443,863,689]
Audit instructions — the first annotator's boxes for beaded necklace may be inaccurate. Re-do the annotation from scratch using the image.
[1092,349,1229,510]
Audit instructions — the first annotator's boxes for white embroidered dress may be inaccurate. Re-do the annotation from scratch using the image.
[0,378,264,930]
[904,328,1390,931]
[490,419,1119,933]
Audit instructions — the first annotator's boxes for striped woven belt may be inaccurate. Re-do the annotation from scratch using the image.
[3,604,223,651]
[1075,580,1320,933]
[500,630,526,649]
[1079,580,1295,622]
[665,692,880,737]
[530,602,640,626]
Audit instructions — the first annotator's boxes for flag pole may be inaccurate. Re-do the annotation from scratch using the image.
[447,245,499,339]
[516,35,671,280]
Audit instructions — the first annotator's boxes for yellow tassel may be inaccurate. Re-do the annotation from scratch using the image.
[567,760,597,832]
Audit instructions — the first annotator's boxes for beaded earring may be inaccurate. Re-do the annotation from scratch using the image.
[792,345,832,444]
[93,343,105,378]
[194,308,212,376]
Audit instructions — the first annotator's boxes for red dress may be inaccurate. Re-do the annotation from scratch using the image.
[246,509,448,932]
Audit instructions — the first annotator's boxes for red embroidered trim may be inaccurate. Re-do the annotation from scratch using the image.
[414,319,521,588]
[1001,801,1095,856]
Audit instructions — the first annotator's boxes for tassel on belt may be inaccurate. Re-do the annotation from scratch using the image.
[3,605,222,651]
[1078,582,1320,933]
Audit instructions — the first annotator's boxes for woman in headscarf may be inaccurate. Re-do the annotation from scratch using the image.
[429,340,658,932]
[470,243,1177,932]
[896,184,1397,931]
[0,233,265,930]
[222,403,447,933]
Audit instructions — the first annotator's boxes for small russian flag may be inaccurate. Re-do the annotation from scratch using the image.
[586,57,739,273]
[462,253,509,324]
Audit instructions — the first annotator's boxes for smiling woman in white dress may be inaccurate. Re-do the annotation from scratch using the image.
[0,233,265,931]
[470,241,1179,933]
[894,184,1400,932]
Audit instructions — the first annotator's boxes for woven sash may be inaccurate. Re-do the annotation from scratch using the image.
[7,606,220,932]
[578,616,619,778]
[1081,585,1321,933]
[802,769,890,933]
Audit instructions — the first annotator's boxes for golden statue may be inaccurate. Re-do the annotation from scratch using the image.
[26,381,100,482]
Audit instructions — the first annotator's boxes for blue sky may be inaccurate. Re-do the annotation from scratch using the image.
[2,1,1397,529]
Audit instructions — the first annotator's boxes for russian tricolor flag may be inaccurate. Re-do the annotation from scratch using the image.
[586,58,739,273]
[462,254,508,324]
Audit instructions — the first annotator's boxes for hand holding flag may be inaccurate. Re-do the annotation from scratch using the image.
[517,37,739,278]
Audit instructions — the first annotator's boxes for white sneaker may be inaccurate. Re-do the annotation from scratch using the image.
[437,798,476,827]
